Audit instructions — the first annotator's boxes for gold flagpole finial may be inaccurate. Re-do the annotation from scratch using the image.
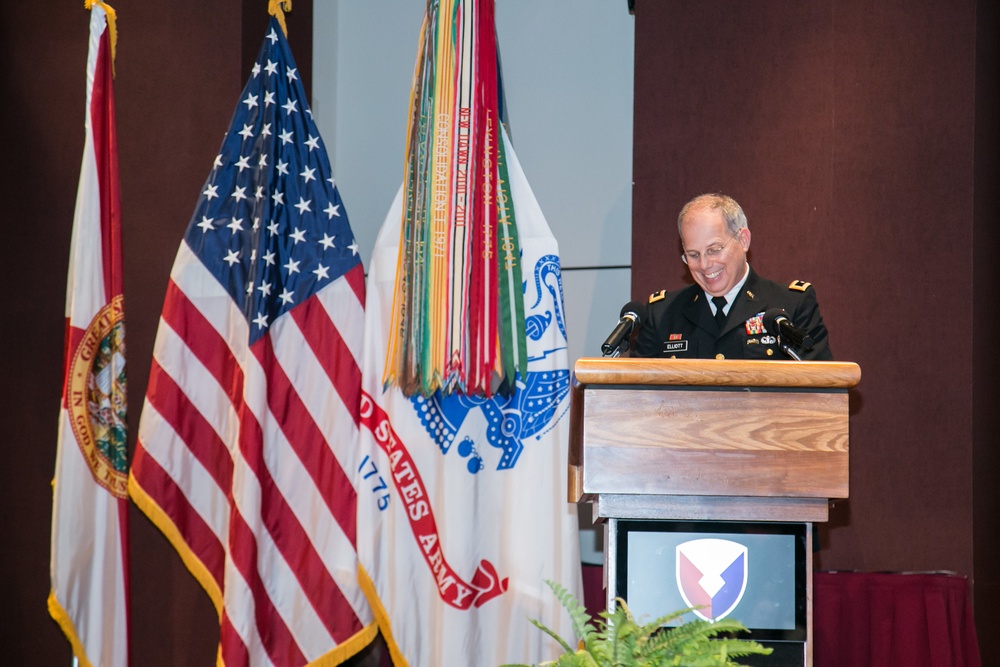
[84,0,118,71]
[268,0,292,37]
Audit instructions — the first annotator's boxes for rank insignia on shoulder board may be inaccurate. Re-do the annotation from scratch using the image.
[745,313,765,335]
[649,289,667,303]
[788,280,812,292]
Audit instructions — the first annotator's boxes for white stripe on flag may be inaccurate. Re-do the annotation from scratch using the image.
[135,403,231,543]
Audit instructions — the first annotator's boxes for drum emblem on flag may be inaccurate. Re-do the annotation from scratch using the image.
[676,538,748,621]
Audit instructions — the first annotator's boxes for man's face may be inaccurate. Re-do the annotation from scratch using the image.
[679,206,751,297]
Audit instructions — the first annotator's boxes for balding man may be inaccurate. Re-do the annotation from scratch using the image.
[633,193,832,361]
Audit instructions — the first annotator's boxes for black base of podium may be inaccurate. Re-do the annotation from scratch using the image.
[741,640,806,667]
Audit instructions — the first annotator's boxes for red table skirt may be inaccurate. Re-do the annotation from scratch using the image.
[580,566,981,666]
[813,571,980,667]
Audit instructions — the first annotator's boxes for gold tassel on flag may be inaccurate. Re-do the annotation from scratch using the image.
[268,0,292,36]
[84,1,117,70]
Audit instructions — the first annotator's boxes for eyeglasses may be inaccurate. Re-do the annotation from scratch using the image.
[681,233,740,265]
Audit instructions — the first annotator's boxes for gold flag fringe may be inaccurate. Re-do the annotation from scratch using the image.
[268,0,292,37]
[84,0,117,72]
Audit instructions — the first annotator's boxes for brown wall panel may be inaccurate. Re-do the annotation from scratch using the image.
[633,0,994,657]
[972,0,1000,663]
[1,6,93,665]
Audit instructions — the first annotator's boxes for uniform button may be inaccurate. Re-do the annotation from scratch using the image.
[715,353,725,360]
[766,349,774,357]
[670,355,676,359]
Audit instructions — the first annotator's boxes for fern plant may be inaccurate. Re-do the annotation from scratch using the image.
[502,580,773,667]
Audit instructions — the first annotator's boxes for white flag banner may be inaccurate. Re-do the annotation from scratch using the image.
[358,128,582,666]
[49,4,130,666]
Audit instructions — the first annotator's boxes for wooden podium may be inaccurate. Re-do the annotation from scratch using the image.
[568,357,861,666]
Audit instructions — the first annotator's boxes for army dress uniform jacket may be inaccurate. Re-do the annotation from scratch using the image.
[633,268,832,361]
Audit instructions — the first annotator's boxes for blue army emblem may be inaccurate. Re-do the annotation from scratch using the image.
[409,254,570,473]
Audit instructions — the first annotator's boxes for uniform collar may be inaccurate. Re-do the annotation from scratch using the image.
[705,262,751,316]
[684,266,764,338]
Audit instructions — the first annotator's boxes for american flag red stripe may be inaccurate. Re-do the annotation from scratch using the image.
[220,614,252,667]
[255,336,359,546]
[288,288,362,425]
[159,279,246,406]
[146,360,235,491]
[128,450,227,591]
[224,501,307,667]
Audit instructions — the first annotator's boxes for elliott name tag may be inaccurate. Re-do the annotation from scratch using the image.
[664,340,688,353]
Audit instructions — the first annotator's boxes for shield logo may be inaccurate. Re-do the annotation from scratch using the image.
[676,538,748,621]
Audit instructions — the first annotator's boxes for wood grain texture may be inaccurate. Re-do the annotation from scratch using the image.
[584,389,849,453]
[579,388,849,497]
[592,494,830,522]
[584,446,848,498]
[574,357,861,389]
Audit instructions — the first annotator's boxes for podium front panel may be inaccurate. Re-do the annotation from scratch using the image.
[581,386,849,499]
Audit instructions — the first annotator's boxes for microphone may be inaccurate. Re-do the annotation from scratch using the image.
[601,301,647,356]
[763,308,814,351]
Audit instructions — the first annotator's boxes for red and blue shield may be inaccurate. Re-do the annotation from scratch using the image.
[676,538,748,621]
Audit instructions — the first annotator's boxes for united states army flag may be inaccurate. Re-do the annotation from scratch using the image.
[357,128,582,666]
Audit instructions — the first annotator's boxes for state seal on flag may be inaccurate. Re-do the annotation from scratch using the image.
[66,294,128,498]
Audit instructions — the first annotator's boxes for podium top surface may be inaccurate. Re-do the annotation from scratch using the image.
[574,357,861,389]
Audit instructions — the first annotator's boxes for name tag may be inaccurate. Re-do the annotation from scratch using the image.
[664,340,688,353]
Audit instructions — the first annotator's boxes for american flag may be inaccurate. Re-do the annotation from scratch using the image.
[129,17,374,666]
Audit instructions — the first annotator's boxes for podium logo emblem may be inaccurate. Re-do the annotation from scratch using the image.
[676,538,748,621]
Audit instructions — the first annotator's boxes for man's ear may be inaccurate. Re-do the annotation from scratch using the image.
[739,227,752,250]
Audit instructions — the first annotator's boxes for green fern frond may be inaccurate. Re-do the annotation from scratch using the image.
[527,617,576,655]
[545,579,597,647]
[521,583,771,667]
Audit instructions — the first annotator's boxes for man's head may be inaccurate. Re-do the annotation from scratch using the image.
[677,193,751,297]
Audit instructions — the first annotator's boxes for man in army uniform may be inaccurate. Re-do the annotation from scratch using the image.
[633,193,832,361]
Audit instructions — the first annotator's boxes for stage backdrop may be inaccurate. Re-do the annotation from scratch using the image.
[629,1,998,664]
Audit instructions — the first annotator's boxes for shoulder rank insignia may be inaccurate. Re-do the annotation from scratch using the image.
[788,280,812,292]
[648,289,667,303]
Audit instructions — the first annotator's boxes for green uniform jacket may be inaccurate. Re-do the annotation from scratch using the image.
[633,268,833,361]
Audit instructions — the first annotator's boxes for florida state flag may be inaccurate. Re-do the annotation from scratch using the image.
[49,4,130,666]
